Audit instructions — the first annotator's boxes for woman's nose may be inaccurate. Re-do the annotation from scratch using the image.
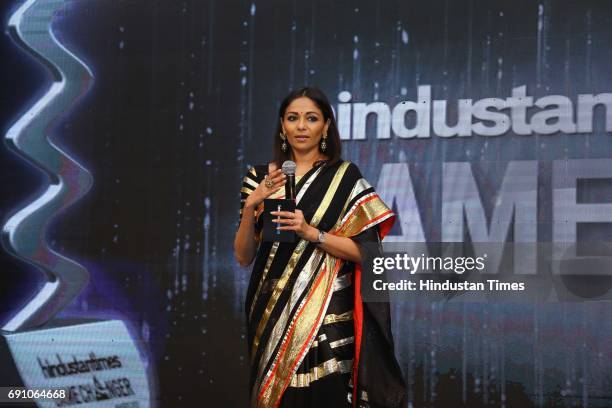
[297,117,307,129]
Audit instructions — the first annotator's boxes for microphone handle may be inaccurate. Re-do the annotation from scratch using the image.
[285,174,296,200]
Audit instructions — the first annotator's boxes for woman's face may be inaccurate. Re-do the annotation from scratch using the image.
[281,97,329,156]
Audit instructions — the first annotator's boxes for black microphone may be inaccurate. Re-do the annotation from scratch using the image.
[282,160,297,200]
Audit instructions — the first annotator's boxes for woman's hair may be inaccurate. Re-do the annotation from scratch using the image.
[273,86,342,168]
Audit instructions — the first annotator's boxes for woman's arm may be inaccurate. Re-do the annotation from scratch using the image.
[234,201,259,267]
[313,230,362,263]
[234,167,286,266]
[272,209,362,263]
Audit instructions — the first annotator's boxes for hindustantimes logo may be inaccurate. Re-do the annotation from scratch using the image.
[38,352,122,378]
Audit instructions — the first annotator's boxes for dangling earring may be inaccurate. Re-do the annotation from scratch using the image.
[320,132,328,152]
[280,132,288,152]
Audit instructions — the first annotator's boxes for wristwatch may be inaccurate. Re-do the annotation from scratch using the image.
[316,229,326,244]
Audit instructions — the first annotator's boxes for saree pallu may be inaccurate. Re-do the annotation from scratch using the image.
[240,160,406,408]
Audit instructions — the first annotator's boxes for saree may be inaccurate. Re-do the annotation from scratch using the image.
[240,160,407,408]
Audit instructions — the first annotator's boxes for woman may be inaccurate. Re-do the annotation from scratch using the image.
[234,87,406,408]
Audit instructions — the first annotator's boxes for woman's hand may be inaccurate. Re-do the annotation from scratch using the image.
[245,169,286,209]
[235,168,285,267]
[271,209,319,242]
[271,209,363,263]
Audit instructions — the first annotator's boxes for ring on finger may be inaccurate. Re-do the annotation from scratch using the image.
[265,178,274,188]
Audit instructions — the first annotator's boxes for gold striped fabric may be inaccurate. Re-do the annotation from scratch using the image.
[347,390,369,403]
[251,163,347,362]
[239,167,258,219]
[248,242,280,322]
[253,163,352,406]
[309,334,354,350]
[309,333,327,348]
[289,358,353,388]
[322,310,353,325]
[329,336,354,349]
[332,273,352,292]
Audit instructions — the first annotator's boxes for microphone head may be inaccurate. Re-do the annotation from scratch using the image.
[282,160,297,175]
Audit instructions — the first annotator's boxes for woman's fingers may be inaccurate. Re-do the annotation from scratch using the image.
[258,169,286,197]
[270,211,295,218]
[268,169,283,180]
[249,169,287,207]
[273,218,296,226]
[272,210,307,233]
[264,185,284,197]
[273,217,301,225]
[261,171,286,193]
[271,177,286,187]
[269,173,286,185]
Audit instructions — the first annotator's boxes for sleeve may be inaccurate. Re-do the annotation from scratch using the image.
[239,166,259,223]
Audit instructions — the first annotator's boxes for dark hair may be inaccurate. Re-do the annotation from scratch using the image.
[273,86,342,169]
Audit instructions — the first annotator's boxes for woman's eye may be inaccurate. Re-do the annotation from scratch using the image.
[286,115,318,122]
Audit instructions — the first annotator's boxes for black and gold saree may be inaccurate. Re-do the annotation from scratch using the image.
[240,160,406,408]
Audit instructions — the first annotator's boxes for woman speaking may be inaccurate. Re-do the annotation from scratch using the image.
[234,87,406,408]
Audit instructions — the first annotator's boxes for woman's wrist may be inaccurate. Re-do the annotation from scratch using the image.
[244,198,259,211]
[306,226,320,243]
[241,201,259,226]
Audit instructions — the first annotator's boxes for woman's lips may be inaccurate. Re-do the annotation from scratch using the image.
[295,135,309,142]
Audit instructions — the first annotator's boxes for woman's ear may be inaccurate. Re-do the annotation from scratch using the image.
[279,117,285,134]
[324,119,331,134]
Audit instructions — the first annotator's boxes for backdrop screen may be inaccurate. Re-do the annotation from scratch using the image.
[1,0,612,406]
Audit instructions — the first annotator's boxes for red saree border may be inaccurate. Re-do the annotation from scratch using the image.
[353,263,364,408]
[377,213,395,239]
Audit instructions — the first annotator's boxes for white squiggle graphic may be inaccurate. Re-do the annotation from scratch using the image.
[2,0,94,331]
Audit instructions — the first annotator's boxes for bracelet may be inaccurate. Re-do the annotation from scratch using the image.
[316,229,326,244]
